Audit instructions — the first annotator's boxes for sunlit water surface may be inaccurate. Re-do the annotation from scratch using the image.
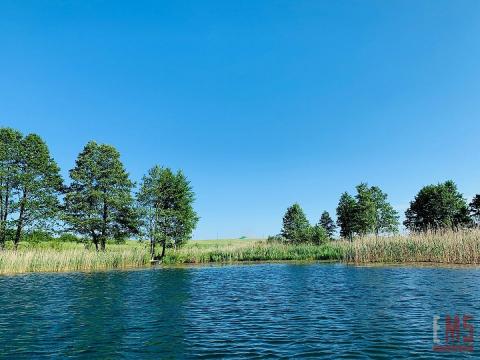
[1,263,479,359]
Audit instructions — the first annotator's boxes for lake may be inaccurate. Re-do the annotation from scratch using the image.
[0,263,479,359]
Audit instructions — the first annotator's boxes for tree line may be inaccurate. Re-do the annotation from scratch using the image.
[0,127,198,259]
[277,180,480,243]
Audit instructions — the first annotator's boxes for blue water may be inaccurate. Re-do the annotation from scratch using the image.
[0,263,479,359]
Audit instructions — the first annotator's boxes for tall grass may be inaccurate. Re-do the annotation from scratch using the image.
[345,229,480,264]
[0,241,150,275]
[163,241,344,264]
[2,230,480,275]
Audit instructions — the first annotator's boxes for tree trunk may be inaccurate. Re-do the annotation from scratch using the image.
[160,240,166,259]
[101,198,108,251]
[14,190,27,249]
[93,235,99,251]
[150,237,155,260]
[0,186,9,246]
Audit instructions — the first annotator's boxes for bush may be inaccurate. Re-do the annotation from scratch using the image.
[23,231,54,243]
[57,233,81,243]
[267,234,286,243]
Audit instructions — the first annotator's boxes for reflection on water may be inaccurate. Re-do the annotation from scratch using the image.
[0,263,479,359]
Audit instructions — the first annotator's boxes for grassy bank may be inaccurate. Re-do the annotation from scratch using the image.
[1,230,480,275]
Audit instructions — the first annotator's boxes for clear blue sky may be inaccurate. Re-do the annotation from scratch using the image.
[1,1,480,239]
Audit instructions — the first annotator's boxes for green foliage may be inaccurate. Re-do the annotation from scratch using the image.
[310,224,329,245]
[319,211,336,239]
[404,180,470,231]
[354,184,399,236]
[336,192,356,240]
[266,234,285,243]
[64,141,138,250]
[57,233,81,243]
[280,203,328,244]
[14,134,63,247]
[137,165,198,259]
[336,185,398,240]
[0,128,63,248]
[281,203,310,243]
[23,230,54,243]
[469,195,480,226]
[0,127,22,247]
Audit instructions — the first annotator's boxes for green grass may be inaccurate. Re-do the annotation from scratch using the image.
[2,230,480,275]
[163,241,344,264]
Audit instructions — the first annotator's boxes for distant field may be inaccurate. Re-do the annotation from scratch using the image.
[188,238,263,247]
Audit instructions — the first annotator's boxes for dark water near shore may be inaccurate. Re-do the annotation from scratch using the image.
[0,263,479,359]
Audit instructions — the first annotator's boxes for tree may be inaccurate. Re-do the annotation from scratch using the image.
[64,141,138,250]
[319,211,336,239]
[404,180,470,232]
[352,184,399,237]
[0,128,22,247]
[336,192,356,241]
[13,134,63,248]
[281,203,310,243]
[137,166,198,260]
[354,183,377,236]
[369,186,399,236]
[310,224,329,245]
[470,195,480,226]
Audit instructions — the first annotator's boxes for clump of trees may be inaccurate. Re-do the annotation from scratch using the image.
[404,180,471,231]
[275,180,480,243]
[0,127,198,258]
[279,203,329,244]
[137,166,198,260]
[336,183,399,241]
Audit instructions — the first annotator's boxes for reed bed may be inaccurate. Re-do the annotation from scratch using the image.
[2,230,480,275]
[0,243,150,275]
[344,229,480,264]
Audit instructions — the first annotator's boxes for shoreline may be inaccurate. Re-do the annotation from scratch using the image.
[2,258,480,277]
[2,230,480,276]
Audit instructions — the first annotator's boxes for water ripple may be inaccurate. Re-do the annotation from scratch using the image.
[0,263,478,359]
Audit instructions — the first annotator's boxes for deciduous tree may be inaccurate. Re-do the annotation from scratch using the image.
[336,192,356,241]
[137,166,198,260]
[404,180,470,232]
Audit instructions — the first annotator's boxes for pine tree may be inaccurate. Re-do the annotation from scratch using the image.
[0,128,22,247]
[470,195,480,226]
[64,141,138,250]
[281,203,310,243]
[319,211,336,239]
[13,134,63,248]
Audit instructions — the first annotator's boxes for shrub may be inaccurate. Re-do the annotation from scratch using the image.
[57,233,81,243]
